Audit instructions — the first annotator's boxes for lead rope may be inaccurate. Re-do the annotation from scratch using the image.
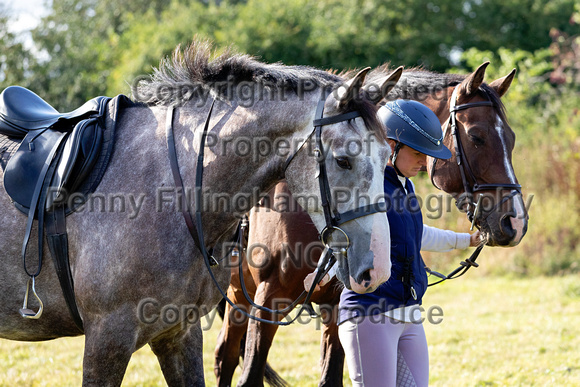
[426,243,483,287]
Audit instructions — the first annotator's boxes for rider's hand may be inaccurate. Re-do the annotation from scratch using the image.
[303,271,330,292]
[470,230,482,247]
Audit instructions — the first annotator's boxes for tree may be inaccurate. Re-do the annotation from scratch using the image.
[2,0,578,109]
[0,4,36,90]
[26,0,175,110]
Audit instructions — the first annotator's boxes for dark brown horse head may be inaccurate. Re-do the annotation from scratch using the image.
[427,62,528,247]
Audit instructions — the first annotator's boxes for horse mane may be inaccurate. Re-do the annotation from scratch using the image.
[134,39,385,137]
[366,64,508,123]
[135,39,341,105]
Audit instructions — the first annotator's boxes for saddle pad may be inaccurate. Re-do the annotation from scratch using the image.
[0,135,20,171]
[60,94,132,215]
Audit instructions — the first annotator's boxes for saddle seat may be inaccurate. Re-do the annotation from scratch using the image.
[1,86,111,213]
[0,86,105,138]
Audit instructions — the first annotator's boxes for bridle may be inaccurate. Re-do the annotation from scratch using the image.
[430,85,522,228]
[426,85,522,285]
[285,90,388,244]
[166,90,387,325]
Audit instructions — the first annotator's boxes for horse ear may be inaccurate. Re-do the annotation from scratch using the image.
[362,66,404,105]
[489,68,516,97]
[457,61,489,103]
[338,67,370,110]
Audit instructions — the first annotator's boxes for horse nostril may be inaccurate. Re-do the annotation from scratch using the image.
[357,270,372,287]
[499,215,516,239]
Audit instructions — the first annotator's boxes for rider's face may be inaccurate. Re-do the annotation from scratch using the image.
[389,143,427,178]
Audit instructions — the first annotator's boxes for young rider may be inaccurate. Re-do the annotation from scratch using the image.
[304,99,481,387]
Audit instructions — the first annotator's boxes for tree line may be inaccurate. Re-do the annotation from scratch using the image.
[0,0,577,110]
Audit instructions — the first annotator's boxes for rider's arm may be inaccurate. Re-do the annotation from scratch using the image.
[421,224,472,252]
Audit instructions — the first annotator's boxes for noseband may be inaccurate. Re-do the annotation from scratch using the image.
[430,85,522,228]
[166,91,386,325]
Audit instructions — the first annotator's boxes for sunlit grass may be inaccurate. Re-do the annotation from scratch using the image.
[0,276,579,386]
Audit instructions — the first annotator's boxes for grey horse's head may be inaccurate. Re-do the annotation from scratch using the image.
[286,67,403,293]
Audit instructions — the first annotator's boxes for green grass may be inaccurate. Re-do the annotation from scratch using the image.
[0,276,579,386]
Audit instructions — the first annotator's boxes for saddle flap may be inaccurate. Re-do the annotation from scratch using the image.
[47,118,103,209]
[3,129,67,210]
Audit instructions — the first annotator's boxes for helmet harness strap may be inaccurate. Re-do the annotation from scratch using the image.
[390,141,405,177]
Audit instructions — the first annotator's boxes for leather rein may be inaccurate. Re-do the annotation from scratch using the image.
[426,85,522,286]
[166,92,386,325]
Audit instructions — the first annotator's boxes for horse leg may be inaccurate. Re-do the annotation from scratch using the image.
[214,292,251,386]
[237,281,287,387]
[81,313,137,386]
[318,303,345,387]
[149,320,205,387]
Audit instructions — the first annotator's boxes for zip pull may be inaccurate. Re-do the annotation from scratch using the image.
[410,286,417,300]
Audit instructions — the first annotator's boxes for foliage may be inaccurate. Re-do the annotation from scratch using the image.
[3,0,174,110]
[0,5,35,87]
[3,0,577,108]
[105,0,579,96]
[0,0,579,275]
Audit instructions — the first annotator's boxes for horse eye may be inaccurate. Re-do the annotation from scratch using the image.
[335,157,352,170]
[469,134,485,146]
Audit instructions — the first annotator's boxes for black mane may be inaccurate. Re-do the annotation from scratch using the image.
[133,39,385,137]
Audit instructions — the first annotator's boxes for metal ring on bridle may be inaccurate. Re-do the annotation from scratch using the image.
[320,225,351,250]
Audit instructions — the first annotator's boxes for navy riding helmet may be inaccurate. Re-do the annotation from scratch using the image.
[378,100,452,166]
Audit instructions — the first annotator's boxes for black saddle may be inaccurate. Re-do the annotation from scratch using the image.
[0,86,130,332]
[1,87,110,213]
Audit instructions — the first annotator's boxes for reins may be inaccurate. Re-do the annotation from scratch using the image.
[235,214,337,322]
[166,91,386,325]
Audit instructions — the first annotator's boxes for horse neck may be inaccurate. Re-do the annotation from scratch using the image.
[175,92,319,240]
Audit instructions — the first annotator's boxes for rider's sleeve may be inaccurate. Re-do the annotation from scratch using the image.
[421,224,471,252]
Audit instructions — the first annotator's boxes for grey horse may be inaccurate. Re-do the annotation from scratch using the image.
[0,40,396,385]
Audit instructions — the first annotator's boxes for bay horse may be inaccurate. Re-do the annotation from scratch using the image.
[214,62,529,387]
[0,40,396,386]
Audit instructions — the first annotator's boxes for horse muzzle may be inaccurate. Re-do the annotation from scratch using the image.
[480,193,528,247]
[336,229,391,294]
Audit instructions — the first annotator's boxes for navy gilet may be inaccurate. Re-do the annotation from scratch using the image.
[338,166,428,324]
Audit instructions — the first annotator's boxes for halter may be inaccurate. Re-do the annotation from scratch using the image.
[166,91,387,325]
[426,85,522,286]
[430,85,522,228]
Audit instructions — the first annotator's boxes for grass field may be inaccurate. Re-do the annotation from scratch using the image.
[0,275,579,386]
